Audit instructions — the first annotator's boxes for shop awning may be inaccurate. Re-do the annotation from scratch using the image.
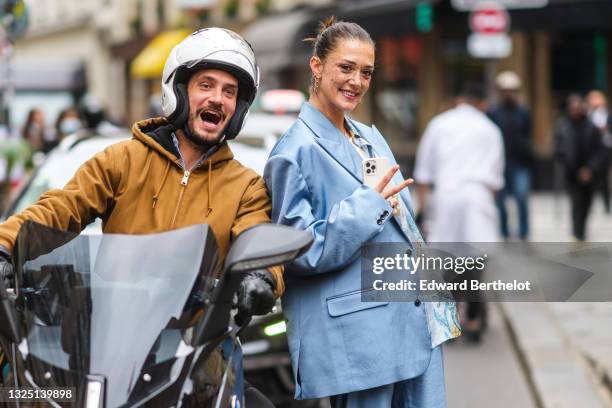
[0,60,85,92]
[130,29,190,79]
[242,9,315,73]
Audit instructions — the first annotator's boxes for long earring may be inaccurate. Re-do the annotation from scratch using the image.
[313,76,321,93]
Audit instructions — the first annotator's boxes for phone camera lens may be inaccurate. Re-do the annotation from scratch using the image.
[371,165,376,171]
[366,169,371,174]
[366,162,371,168]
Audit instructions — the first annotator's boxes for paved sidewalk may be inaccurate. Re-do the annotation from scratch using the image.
[501,193,612,408]
[445,303,536,408]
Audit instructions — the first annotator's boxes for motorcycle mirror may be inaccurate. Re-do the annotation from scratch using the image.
[224,224,313,275]
[192,224,312,347]
[0,279,21,343]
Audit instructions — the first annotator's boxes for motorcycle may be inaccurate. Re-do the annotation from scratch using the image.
[0,220,312,407]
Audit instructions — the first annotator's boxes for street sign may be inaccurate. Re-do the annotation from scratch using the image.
[470,3,510,34]
[452,0,548,10]
[468,33,512,58]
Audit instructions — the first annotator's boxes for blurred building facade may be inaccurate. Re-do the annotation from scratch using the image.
[243,0,612,189]
[11,0,612,190]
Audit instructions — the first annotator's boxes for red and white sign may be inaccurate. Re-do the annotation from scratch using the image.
[452,0,548,11]
[469,2,510,34]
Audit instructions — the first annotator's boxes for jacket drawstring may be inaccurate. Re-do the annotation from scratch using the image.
[207,159,213,215]
[152,161,171,209]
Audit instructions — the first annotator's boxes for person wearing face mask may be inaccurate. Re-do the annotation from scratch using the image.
[0,28,282,335]
[50,107,82,150]
[57,107,82,135]
[264,17,460,407]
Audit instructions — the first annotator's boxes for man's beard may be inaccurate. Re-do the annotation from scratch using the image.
[185,120,225,148]
[184,103,229,147]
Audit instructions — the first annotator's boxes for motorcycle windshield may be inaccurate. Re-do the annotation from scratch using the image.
[14,221,221,407]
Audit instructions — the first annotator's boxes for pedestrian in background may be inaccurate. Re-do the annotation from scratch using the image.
[54,106,82,144]
[265,17,459,407]
[488,71,533,241]
[586,90,612,213]
[21,108,47,153]
[554,94,607,241]
[414,83,504,342]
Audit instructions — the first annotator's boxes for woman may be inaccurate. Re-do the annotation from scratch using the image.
[21,108,46,152]
[264,18,460,407]
[54,107,82,141]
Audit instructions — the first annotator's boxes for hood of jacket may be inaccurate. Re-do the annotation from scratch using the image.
[132,117,234,170]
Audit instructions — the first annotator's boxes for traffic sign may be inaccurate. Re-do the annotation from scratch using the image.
[469,2,510,34]
[468,33,512,58]
[452,0,548,10]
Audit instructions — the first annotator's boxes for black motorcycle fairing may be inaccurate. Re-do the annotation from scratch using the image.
[9,221,236,407]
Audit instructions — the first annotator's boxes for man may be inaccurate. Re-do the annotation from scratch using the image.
[414,83,504,341]
[555,94,607,241]
[0,28,282,323]
[586,90,612,213]
[488,71,533,241]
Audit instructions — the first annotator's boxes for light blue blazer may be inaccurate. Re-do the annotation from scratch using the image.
[263,103,437,399]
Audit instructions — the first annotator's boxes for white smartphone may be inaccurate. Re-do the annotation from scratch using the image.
[362,157,392,188]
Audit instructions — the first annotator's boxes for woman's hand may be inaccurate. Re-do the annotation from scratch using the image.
[375,165,414,198]
[375,165,413,214]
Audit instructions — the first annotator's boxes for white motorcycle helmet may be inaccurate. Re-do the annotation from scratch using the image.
[161,28,259,140]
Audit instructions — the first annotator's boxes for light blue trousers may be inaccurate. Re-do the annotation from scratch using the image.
[330,346,446,408]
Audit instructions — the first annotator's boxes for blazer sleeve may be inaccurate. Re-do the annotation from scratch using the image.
[264,154,393,276]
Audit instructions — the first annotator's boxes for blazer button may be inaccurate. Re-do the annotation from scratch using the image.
[377,219,383,225]
[414,299,422,307]
[405,248,412,257]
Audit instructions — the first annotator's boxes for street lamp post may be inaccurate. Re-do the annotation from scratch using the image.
[0,23,14,131]
[0,0,28,134]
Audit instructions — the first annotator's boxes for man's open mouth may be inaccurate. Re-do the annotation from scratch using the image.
[200,110,223,125]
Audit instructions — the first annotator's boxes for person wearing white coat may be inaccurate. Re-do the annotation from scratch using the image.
[414,87,504,243]
[414,84,505,341]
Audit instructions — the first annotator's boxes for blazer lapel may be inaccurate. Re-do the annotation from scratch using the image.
[298,103,416,242]
[298,103,363,182]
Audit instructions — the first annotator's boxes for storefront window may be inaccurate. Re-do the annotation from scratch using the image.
[372,35,422,152]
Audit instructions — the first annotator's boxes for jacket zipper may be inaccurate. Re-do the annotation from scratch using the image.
[170,170,191,228]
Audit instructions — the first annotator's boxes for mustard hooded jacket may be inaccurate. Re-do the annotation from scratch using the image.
[0,118,283,295]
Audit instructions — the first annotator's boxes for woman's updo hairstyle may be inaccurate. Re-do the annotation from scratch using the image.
[304,16,375,94]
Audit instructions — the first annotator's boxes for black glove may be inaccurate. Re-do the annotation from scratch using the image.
[0,245,14,290]
[234,270,276,326]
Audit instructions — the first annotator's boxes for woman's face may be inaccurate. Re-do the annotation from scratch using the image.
[32,110,45,125]
[311,38,375,114]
